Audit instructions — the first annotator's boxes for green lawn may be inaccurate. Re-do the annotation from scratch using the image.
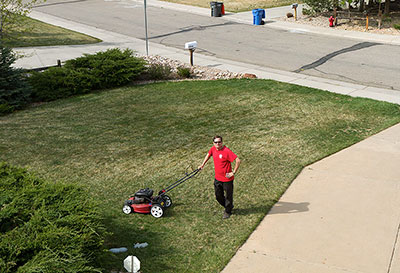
[3,15,101,48]
[1,79,399,272]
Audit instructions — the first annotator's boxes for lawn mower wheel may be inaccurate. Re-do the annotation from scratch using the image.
[122,204,132,214]
[163,195,172,208]
[150,204,164,218]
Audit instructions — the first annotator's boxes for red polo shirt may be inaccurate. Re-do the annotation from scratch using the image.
[208,146,237,182]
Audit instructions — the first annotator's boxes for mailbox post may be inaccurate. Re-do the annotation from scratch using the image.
[185,41,197,66]
[291,3,298,21]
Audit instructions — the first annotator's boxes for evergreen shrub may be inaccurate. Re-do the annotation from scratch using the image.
[0,42,32,114]
[146,63,173,80]
[29,67,96,102]
[64,48,146,89]
[177,67,191,78]
[0,162,107,273]
[28,48,147,102]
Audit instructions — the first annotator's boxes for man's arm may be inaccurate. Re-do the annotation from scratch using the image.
[199,153,211,170]
[226,157,241,178]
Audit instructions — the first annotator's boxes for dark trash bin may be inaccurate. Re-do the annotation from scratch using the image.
[210,1,223,17]
[252,8,265,25]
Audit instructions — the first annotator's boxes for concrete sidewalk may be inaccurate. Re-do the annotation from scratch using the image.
[222,123,400,273]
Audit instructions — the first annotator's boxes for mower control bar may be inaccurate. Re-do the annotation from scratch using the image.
[160,168,200,195]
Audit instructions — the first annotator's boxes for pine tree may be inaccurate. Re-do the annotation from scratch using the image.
[0,41,32,114]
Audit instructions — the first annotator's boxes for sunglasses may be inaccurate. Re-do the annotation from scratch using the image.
[214,141,222,144]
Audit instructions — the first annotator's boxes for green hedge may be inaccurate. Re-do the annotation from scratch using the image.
[28,67,95,101]
[0,162,107,273]
[29,48,147,102]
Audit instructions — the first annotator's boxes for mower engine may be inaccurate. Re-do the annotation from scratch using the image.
[133,188,154,203]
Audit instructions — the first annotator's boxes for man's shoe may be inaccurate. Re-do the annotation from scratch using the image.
[223,212,231,219]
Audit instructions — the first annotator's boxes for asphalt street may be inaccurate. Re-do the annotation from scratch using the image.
[32,0,400,90]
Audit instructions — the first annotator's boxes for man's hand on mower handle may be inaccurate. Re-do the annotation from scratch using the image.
[226,172,234,178]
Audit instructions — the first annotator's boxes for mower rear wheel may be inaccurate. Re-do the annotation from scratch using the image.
[122,204,132,214]
[163,195,172,208]
[150,204,164,218]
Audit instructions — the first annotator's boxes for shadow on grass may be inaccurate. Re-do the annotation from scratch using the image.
[233,205,271,216]
[161,205,182,218]
[100,211,174,272]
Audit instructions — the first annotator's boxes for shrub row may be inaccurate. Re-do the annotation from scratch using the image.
[140,64,192,81]
[0,162,107,273]
[1,46,193,115]
[29,48,147,102]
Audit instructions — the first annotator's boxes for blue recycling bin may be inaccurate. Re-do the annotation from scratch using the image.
[252,8,265,25]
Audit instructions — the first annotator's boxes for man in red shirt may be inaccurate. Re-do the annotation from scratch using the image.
[199,135,241,219]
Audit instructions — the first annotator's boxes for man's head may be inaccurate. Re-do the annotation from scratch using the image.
[213,135,223,150]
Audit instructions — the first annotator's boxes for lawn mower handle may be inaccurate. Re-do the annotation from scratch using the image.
[158,168,201,195]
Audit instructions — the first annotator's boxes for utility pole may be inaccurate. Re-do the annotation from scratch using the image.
[144,0,149,55]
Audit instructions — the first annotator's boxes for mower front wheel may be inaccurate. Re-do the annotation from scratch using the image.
[122,204,132,214]
[150,204,164,218]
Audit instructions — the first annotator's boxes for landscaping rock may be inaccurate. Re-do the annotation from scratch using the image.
[243,73,257,79]
[138,54,253,80]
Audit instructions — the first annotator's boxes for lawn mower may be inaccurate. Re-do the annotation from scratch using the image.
[122,168,200,218]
